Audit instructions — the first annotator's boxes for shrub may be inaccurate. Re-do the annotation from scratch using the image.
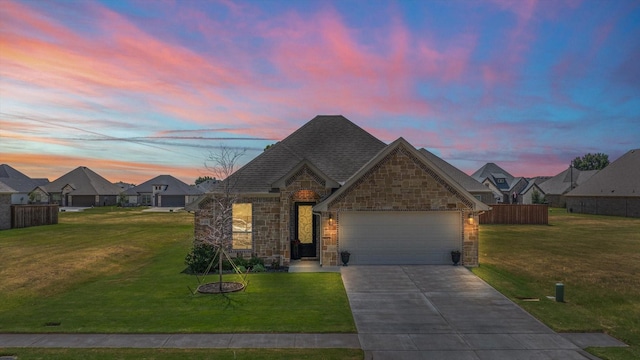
[184,242,217,274]
[252,263,266,272]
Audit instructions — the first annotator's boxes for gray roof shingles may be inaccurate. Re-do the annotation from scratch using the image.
[567,148,640,197]
[44,166,122,196]
[213,115,386,193]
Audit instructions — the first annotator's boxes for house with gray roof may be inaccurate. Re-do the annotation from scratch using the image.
[566,149,640,217]
[191,115,489,267]
[520,177,549,204]
[539,167,597,208]
[124,175,203,207]
[0,164,49,204]
[42,166,122,207]
[471,163,525,203]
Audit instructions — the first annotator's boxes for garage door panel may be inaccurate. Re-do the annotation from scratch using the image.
[339,211,461,265]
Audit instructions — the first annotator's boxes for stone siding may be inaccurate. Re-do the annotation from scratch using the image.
[193,165,331,265]
[321,145,479,266]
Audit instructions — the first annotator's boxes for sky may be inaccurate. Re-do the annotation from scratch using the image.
[1,0,639,185]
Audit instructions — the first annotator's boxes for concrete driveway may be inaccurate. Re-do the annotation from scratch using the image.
[341,265,600,360]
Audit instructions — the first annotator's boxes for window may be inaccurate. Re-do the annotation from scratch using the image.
[141,194,151,205]
[496,178,506,184]
[232,203,252,250]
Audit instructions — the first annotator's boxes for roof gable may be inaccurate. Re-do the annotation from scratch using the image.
[539,167,597,195]
[212,115,386,194]
[127,175,203,195]
[271,160,340,189]
[567,149,640,197]
[45,166,122,196]
[315,138,489,211]
[471,163,515,184]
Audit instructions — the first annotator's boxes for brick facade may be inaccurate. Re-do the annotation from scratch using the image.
[193,145,481,266]
[321,145,479,266]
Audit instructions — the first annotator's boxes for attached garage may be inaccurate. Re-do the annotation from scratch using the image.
[339,211,462,265]
[159,195,185,207]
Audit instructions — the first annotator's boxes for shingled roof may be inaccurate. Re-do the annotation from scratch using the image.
[539,167,597,196]
[44,166,122,196]
[418,149,491,194]
[125,175,203,196]
[566,149,640,197]
[0,164,49,192]
[471,162,515,190]
[212,115,386,193]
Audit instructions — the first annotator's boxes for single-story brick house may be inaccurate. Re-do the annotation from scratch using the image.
[123,175,203,207]
[539,167,597,208]
[39,166,122,207]
[190,116,489,267]
[565,148,640,217]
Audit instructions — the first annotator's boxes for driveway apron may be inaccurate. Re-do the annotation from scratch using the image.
[341,265,599,360]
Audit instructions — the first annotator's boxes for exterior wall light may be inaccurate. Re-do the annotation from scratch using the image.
[468,213,474,225]
[329,213,333,224]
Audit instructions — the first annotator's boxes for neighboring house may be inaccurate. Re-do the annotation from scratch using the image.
[419,149,495,204]
[190,115,489,267]
[507,177,529,204]
[520,177,549,205]
[471,163,523,203]
[0,181,15,230]
[566,149,640,217]
[0,164,49,204]
[123,175,203,207]
[539,167,597,208]
[43,166,122,207]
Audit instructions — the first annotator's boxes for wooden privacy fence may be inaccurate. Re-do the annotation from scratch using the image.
[11,204,59,229]
[480,204,548,225]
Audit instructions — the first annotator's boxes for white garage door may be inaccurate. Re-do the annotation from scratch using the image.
[339,211,461,265]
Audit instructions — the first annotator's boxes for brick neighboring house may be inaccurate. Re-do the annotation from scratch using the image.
[123,175,203,207]
[190,115,489,267]
[566,149,640,217]
[539,167,598,208]
[42,166,122,207]
[0,164,49,204]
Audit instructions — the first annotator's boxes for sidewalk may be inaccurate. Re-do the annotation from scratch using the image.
[0,333,360,349]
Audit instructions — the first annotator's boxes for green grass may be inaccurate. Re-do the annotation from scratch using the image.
[473,209,640,360]
[0,207,355,334]
[0,348,363,360]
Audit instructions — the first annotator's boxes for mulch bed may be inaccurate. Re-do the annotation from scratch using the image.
[197,281,245,294]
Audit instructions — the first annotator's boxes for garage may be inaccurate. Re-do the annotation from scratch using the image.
[159,195,185,207]
[339,211,462,265]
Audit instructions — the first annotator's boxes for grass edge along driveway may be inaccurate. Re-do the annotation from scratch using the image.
[473,209,640,360]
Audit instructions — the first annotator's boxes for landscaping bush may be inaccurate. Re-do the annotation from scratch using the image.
[184,242,216,274]
[185,243,266,274]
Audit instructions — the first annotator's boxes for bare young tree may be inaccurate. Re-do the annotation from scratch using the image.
[200,146,246,291]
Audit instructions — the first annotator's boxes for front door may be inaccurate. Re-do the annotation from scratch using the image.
[295,203,316,258]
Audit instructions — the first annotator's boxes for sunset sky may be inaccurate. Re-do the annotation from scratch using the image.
[1,0,639,185]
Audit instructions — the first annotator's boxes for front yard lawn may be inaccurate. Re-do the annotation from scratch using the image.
[473,209,640,360]
[0,208,355,334]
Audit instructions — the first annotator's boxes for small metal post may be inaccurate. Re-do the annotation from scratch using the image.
[555,283,564,302]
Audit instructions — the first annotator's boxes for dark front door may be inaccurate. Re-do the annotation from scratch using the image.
[295,203,316,258]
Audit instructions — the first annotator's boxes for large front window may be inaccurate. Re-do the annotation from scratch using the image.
[232,203,252,250]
